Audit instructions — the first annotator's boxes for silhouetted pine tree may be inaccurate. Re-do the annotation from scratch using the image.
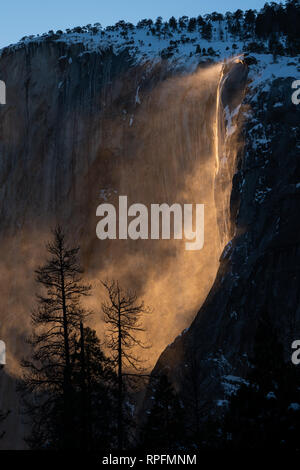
[142,375,184,451]
[0,367,8,439]
[269,33,285,62]
[201,21,213,40]
[101,280,151,451]
[285,0,300,54]
[71,324,117,450]
[197,15,205,27]
[168,16,177,31]
[19,226,93,449]
[181,351,209,442]
[155,16,163,32]
[0,390,8,439]
[188,18,197,32]
[0,413,6,440]
[244,9,256,36]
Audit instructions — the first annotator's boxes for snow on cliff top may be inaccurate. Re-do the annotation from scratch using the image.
[1,20,299,80]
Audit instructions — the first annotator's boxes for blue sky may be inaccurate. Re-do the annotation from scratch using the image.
[0,0,282,49]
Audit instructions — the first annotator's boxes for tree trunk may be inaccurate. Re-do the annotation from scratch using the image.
[117,305,123,451]
[80,322,88,450]
[60,251,72,449]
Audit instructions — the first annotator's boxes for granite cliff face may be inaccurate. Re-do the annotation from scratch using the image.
[0,40,132,449]
[0,26,299,448]
[0,38,226,448]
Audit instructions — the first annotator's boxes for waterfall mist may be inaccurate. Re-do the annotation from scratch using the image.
[85,63,227,367]
[0,62,235,375]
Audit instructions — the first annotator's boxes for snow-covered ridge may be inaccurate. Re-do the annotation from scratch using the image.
[1,23,236,68]
[1,15,299,74]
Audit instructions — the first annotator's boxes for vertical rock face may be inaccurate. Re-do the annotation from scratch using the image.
[0,42,135,233]
[214,60,249,245]
[1,32,298,448]
[0,41,139,449]
[152,69,300,418]
[0,40,225,448]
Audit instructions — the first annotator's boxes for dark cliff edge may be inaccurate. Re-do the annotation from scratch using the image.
[148,66,300,423]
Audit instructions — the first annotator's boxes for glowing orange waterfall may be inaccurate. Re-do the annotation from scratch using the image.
[214,64,224,176]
